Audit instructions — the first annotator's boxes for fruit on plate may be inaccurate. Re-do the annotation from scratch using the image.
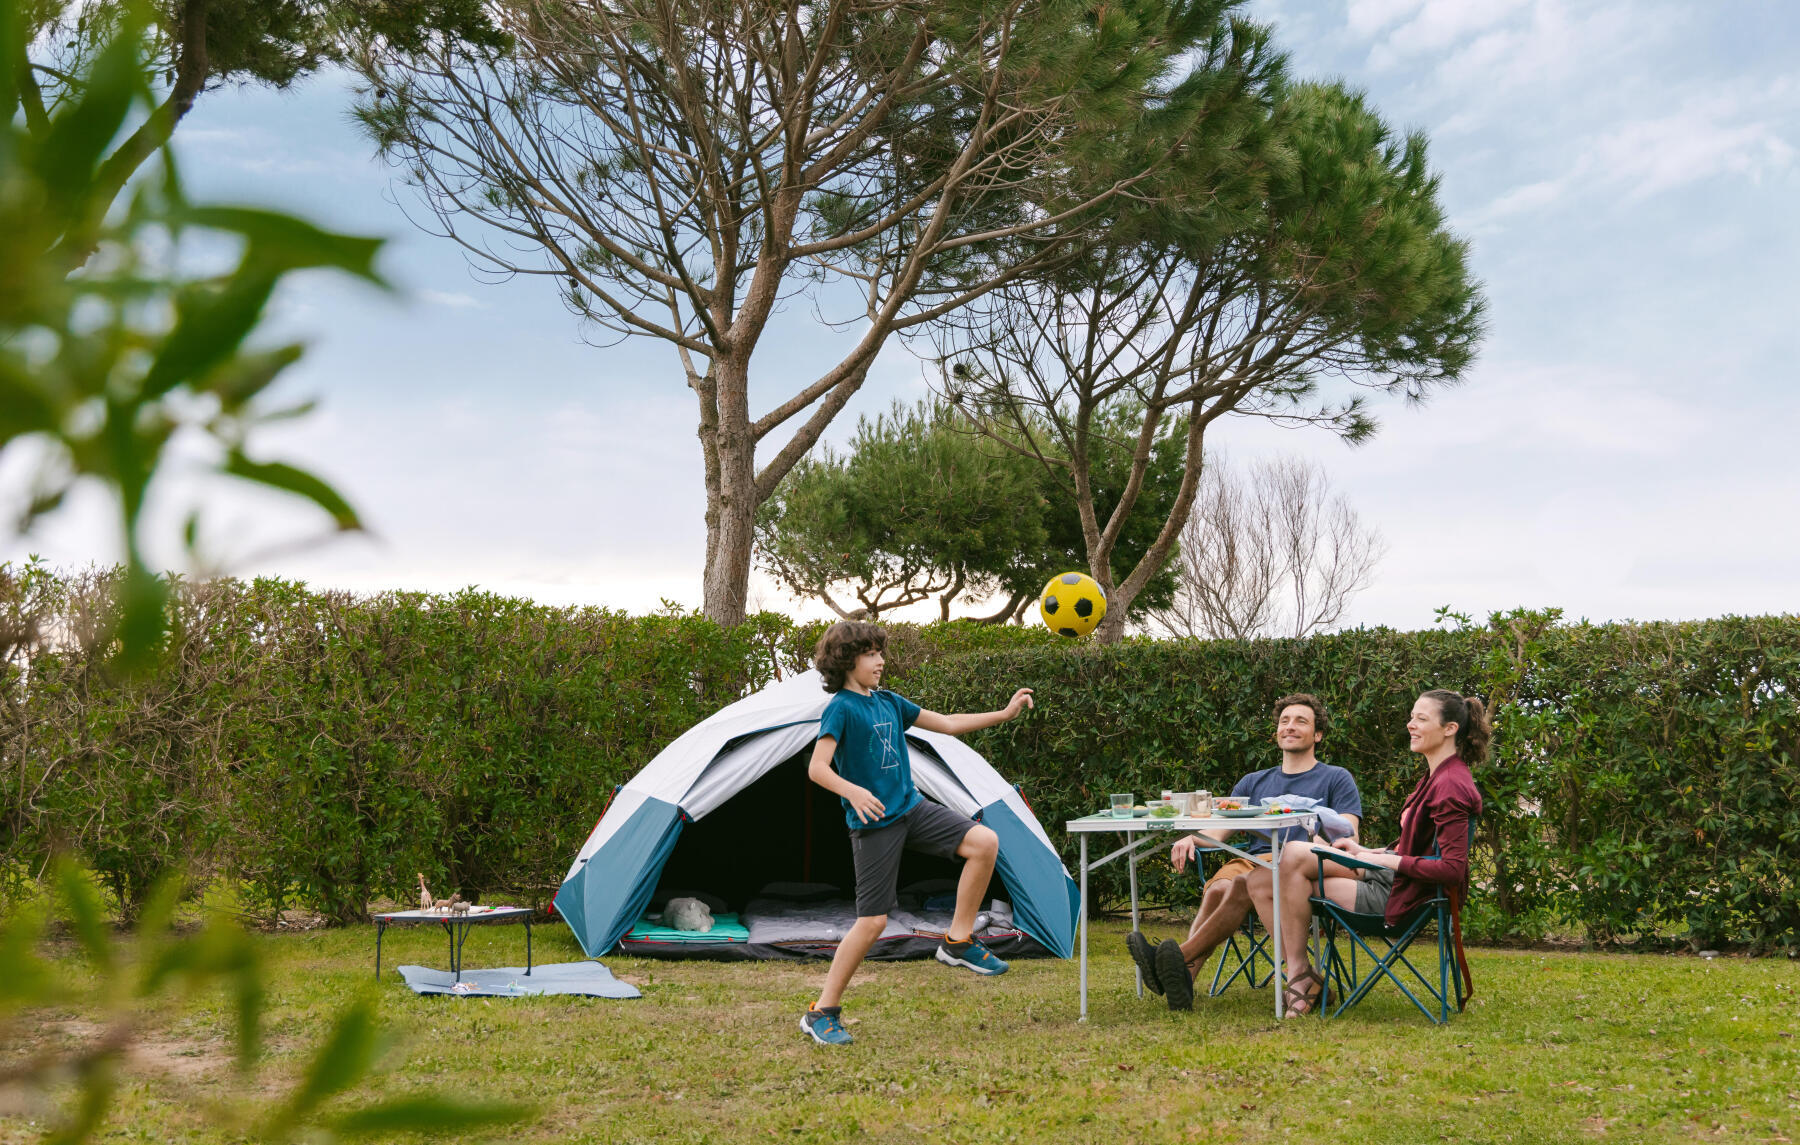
[1214,798,1244,811]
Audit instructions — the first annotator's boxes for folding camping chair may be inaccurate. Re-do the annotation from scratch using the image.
[1305,841,1473,1024]
[1198,848,1275,997]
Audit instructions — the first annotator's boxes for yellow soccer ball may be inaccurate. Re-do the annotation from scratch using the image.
[1039,572,1107,638]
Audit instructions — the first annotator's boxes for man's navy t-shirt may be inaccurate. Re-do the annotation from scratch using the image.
[1228,761,1363,855]
[817,688,923,831]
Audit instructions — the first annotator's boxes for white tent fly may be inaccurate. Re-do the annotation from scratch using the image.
[555,670,1078,960]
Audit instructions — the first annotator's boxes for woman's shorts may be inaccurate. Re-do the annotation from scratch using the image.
[1353,866,1396,916]
[849,799,978,917]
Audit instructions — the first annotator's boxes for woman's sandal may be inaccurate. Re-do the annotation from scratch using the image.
[1281,967,1324,1017]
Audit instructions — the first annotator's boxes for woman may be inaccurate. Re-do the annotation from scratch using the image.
[1274,688,1487,1016]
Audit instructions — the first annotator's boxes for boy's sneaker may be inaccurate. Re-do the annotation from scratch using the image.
[799,1005,853,1046]
[936,937,1010,976]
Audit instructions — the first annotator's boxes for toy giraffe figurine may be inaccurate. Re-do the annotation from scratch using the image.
[417,873,434,912]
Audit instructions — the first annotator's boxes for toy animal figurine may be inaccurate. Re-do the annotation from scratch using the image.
[446,893,470,917]
[417,873,434,912]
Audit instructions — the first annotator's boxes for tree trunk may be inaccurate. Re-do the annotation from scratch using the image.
[1089,412,1211,644]
[700,355,756,626]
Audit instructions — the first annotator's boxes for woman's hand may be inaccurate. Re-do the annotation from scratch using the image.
[1002,687,1035,721]
[845,786,886,824]
[1333,836,1364,855]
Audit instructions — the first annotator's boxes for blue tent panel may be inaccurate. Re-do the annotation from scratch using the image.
[557,797,685,958]
[980,800,1079,959]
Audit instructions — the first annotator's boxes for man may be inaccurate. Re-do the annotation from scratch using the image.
[1125,694,1361,1011]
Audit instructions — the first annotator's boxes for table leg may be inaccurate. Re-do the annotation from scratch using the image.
[1128,840,1142,998]
[1271,841,1284,1019]
[1079,833,1089,1022]
[376,921,385,980]
[525,918,533,975]
[454,921,471,982]
[442,921,455,982]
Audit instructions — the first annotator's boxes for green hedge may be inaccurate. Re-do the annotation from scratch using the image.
[3,566,1795,951]
[1,566,784,921]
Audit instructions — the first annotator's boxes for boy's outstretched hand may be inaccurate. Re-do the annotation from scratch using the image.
[1003,688,1035,721]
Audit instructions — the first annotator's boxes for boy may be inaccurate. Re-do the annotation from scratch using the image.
[799,620,1035,1046]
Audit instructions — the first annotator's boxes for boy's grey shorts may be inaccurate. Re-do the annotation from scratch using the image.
[849,799,979,917]
[1354,866,1396,915]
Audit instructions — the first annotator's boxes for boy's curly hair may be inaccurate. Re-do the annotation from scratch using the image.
[813,621,887,693]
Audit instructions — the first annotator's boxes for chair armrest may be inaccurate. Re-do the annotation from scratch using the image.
[1310,846,1387,874]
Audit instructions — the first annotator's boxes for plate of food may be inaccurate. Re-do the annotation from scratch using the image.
[1216,806,1265,818]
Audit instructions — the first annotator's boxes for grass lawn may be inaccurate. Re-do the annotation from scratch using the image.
[7,913,1799,1144]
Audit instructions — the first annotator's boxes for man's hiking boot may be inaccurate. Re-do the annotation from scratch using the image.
[800,1005,853,1045]
[936,937,1009,976]
[1126,930,1164,995]
[1156,940,1195,1011]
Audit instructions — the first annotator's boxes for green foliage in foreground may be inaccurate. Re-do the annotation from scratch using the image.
[8,918,1799,1144]
[0,866,528,1142]
[4,569,1797,954]
[1,2,380,666]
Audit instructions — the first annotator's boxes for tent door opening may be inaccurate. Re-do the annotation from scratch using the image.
[652,751,1003,912]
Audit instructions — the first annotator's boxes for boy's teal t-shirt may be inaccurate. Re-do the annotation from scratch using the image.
[817,688,923,831]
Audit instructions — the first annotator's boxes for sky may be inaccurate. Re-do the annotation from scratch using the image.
[6,0,1799,630]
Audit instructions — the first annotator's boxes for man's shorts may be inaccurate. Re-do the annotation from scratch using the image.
[1202,854,1261,888]
[849,799,978,917]
[1353,866,1396,915]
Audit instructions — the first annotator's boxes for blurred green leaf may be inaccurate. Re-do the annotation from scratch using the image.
[0,900,52,1012]
[140,270,281,399]
[36,15,143,213]
[203,344,306,407]
[330,1096,531,1137]
[268,998,388,1130]
[181,206,389,285]
[54,862,114,976]
[0,370,59,438]
[113,566,168,673]
[225,452,361,530]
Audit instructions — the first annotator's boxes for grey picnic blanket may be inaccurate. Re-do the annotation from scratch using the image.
[396,960,640,998]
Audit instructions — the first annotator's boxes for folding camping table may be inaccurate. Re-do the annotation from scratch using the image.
[1065,810,1318,1020]
[373,905,536,983]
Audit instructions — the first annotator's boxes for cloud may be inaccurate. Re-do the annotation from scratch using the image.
[419,289,486,309]
[1464,178,1568,227]
[1591,93,1797,198]
[1360,0,1531,69]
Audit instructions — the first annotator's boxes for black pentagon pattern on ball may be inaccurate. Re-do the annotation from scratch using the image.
[1043,594,1060,615]
[1058,627,1078,637]
[1074,597,1094,618]
[1060,573,1082,585]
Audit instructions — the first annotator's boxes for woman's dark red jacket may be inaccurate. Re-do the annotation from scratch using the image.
[1383,754,1482,926]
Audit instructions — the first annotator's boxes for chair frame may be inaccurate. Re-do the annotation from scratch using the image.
[1306,846,1467,1024]
[1199,848,1276,996]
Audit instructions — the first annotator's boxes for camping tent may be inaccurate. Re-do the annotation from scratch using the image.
[555,670,1079,961]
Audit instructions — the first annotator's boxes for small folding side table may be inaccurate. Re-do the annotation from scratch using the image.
[373,906,536,982]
